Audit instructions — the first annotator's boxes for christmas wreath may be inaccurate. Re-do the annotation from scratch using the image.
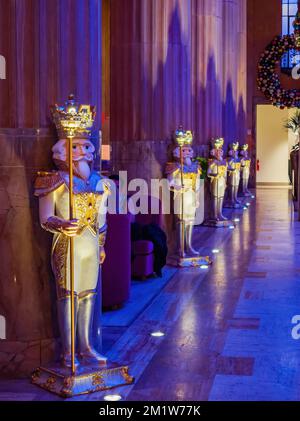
[257,34,300,109]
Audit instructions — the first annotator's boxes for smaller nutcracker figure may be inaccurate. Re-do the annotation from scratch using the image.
[239,144,252,197]
[225,142,243,209]
[166,128,211,267]
[206,138,230,227]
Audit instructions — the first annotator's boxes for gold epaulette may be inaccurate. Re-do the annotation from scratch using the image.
[34,171,64,197]
[165,162,180,175]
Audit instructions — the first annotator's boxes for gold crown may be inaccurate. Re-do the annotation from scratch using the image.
[211,137,224,149]
[175,127,193,147]
[240,144,249,151]
[51,94,96,139]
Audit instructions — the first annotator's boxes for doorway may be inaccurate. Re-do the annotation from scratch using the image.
[256,104,297,187]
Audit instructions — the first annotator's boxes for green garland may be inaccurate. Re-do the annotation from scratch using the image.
[194,157,208,179]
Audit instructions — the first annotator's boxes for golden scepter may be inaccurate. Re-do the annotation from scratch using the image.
[51,95,96,375]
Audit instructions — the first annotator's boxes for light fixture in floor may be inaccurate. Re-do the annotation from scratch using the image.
[233,218,240,222]
[229,225,235,229]
[212,249,220,254]
[104,394,122,401]
[200,264,209,269]
[251,195,255,199]
[151,331,165,338]
[243,206,248,210]
[246,202,251,207]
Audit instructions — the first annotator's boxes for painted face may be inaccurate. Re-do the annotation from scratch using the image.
[217,148,223,160]
[228,148,238,159]
[72,139,95,162]
[52,138,95,163]
[173,146,194,159]
[211,148,223,161]
[182,146,194,159]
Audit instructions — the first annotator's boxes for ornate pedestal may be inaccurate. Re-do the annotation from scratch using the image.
[203,219,234,229]
[168,255,212,268]
[224,202,244,209]
[31,362,134,398]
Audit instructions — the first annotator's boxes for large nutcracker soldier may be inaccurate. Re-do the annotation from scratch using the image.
[32,95,133,398]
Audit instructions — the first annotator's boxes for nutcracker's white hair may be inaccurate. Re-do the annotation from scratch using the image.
[52,138,95,162]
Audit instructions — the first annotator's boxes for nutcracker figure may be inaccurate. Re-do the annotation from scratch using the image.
[226,142,243,209]
[205,138,230,227]
[239,144,251,197]
[166,128,211,267]
[32,95,133,397]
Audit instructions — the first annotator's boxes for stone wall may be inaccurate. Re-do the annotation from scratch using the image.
[0,0,102,378]
[108,0,247,180]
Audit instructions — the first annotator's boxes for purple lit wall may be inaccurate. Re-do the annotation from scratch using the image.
[0,0,102,377]
[108,0,247,180]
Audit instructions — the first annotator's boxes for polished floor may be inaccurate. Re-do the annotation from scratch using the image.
[1,188,300,401]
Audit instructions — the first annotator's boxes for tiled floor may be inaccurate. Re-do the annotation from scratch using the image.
[1,188,300,401]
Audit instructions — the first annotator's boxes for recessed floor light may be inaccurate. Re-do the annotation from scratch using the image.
[151,331,165,337]
[246,203,251,207]
[234,218,240,222]
[104,394,122,401]
[212,249,220,254]
[229,225,235,229]
[200,265,209,269]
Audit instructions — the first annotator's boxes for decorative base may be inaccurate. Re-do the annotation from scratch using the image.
[203,219,233,228]
[168,254,212,268]
[239,190,252,198]
[31,361,134,398]
[224,203,244,209]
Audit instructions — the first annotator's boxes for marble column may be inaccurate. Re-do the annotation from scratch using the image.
[110,0,193,181]
[236,0,247,144]
[192,0,224,152]
[109,0,247,179]
[222,0,247,146]
[0,0,102,377]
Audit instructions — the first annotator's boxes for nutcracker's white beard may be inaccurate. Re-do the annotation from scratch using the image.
[73,159,91,180]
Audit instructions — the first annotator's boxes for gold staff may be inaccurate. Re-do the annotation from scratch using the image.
[67,129,76,375]
[180,145,185,259]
